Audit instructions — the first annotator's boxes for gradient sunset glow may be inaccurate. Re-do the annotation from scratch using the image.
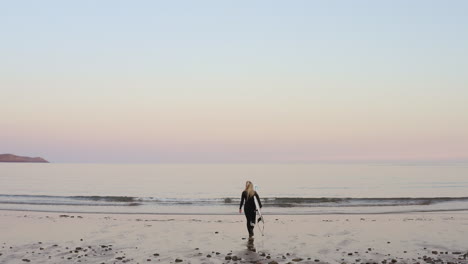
[1,1,467,163]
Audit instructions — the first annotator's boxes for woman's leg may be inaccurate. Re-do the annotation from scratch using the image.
[244,210,251,236]
[245,208,256,237]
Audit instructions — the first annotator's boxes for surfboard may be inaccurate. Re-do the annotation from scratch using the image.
[254,186,265,236]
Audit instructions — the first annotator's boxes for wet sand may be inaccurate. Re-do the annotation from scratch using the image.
[1,210,468,263]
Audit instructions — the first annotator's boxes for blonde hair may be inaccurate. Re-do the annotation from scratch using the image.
[245,181,255,199]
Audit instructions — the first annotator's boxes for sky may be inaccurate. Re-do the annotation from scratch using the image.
[1,1,467,163]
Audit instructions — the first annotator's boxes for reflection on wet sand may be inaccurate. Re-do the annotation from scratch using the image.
[247,238,256,252]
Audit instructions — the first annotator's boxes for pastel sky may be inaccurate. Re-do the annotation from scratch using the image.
[1,1,467,163]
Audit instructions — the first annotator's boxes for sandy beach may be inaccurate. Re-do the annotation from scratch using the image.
[1,211,468,264]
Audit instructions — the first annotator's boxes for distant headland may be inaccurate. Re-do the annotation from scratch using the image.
[0,154,49,163]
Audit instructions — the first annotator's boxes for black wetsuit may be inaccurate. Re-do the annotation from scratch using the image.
[239,191,262,237]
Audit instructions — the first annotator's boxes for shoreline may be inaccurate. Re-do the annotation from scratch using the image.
[2,208,468,216]
[1,210,468,263]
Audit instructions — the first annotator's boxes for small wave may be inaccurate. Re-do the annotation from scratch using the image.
[72,196,136,202]
[0,194,136,202]
[261,197,468,207]
[0,201,141,206]
[0,194,139,206]
[1,194,468,208]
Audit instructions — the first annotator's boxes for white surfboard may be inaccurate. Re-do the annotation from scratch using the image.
[254,186,265,236]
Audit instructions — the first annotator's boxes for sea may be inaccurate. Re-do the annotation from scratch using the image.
[1,163,468,215]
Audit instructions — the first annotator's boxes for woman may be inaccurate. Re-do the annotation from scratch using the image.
[239,181,262,239]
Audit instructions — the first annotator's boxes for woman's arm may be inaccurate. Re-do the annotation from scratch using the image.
[255,192,262,208]
[239,192,245,213]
